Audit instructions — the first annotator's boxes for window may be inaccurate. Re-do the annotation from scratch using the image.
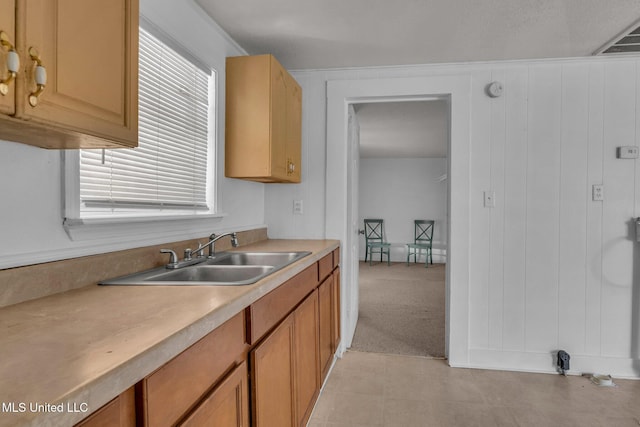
[75,24,215,219]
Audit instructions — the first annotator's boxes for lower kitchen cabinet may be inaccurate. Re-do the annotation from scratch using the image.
[179,361,249,427]
[139,312,248,427]
[251,314,295,426]
[76,247,340,427]
[251,290,320,427]
[74,387,135,427]
[293,290,320,426]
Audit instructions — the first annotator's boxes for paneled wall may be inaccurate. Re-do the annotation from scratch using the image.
[468,60,638,375]
[358,157,447,262]
[265,57,640,376]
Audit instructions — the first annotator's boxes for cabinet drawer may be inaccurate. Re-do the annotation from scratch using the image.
[248,263,318,344]
[318,253,333,282]
[141,312,247,427]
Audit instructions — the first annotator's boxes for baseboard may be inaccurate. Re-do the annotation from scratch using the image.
[458,348,640,379]
[360,246,446,264]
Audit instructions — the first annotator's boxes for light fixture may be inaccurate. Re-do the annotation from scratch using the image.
[486,81,503,98]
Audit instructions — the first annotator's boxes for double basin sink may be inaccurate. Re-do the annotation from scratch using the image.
[100,251,311,286]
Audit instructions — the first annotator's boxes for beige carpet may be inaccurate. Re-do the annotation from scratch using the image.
[350,261,445,358]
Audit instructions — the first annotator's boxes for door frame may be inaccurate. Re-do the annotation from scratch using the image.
[326,75,472,365]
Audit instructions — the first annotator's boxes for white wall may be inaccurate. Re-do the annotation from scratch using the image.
[358,157,447,262]
[0,0,266,269]
[263,72,327,239]
[266,57,640,377]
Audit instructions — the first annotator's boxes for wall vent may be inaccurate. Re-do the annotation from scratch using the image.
[594,19,640,55]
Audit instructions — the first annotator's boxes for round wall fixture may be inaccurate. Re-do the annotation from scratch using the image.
[486,81,503,98]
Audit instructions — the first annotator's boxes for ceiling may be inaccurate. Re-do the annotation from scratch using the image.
[195,0,640,70]
[194,0,640,158]
[356,101,448,158]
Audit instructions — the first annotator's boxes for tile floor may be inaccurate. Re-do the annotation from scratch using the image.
[308,351,640,427]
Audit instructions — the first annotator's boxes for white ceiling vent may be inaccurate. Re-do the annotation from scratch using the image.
[595,19,640,55]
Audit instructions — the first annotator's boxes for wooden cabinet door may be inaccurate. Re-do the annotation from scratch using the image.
[332,267,341,351]
[270,57,288,180]
[285,73,301,183]
[17,0,138,146]
[225,54,301,183]
[319,263,341,383]
[318,276,333,381]
[74,387,135,427]
[294,290,320,427]
[0,0,15,115]
[251,315,295,427]
[225,54,271,178]
[179,361,249,427]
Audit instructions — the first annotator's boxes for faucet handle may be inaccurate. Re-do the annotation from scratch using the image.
[184,248,193,260]
[231,232,239,247]
[194,243,205,258]
[160,249,178,268]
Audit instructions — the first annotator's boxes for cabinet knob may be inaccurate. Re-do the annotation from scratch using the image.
[0,31,19,96]
[287,160,296,175]
[28,47,47,107]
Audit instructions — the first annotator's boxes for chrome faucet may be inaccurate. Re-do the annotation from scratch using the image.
[185,232,239,259]
[204,232,239,257]
[160,232,239,269]
[160,247,205,269]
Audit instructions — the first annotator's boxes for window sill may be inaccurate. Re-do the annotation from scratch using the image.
[63,212,228,242]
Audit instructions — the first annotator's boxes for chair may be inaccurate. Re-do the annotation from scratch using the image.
[406,220,434,267]
[363,219,391,266]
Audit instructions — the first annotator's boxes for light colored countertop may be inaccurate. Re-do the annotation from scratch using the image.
[0,239,339,427]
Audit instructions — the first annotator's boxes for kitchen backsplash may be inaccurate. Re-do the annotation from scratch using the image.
[0,228,268,308]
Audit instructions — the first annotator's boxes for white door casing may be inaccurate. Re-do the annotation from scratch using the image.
[326,76,471,365]
[343,104,360,349]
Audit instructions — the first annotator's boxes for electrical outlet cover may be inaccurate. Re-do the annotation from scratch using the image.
[293,200,303,215]
[592,185,604,201]
[617,146,639,159]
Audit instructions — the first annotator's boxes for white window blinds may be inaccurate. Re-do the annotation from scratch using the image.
[79,26,213,216]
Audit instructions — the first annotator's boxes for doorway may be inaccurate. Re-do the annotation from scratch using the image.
[349,100,448,358]
[325,75,472,365]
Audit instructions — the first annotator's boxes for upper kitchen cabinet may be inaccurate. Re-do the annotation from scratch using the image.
[0,0,138,149]
[225,54,302,183]
[0,0,16,116]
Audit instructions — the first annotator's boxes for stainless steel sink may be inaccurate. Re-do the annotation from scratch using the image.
[203,252,309,267]
[131,265,275,285]
[100,251,311,286]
